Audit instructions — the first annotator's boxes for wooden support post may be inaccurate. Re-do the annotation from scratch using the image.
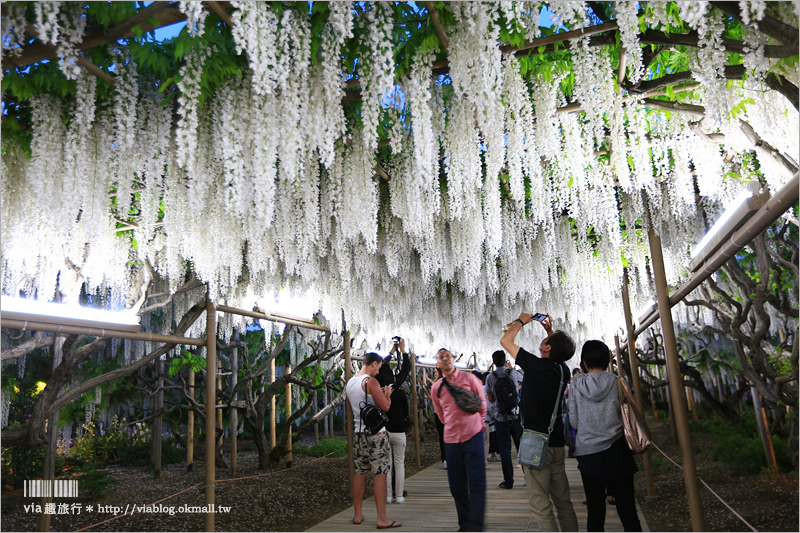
[344,323,354,486]
[686,386,698,422]
[614,336,624,377]
[621,270,657,500]
[314,390,320,445]
[285,365,292,468]
[39,335,64,533]
[217,358,223,452]
[751,386,778,473]
[204,296,217,532]
[410,352,421,468]
[324,387,330,438]
[648,224,706,531]
[188,368,195,471]
[231,329,238,475]
[270,357,276,448]
[152,356,164,478]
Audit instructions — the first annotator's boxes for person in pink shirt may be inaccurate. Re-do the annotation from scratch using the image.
[431,348,488,532]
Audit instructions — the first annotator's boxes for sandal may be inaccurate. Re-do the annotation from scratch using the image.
[353,516,364,525]
[377,520,403,529]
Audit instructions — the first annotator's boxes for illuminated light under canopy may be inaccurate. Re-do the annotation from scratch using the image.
[416,356,437,366]
[689,182,768,271]
[636,299,656,324]
[1,296,141,332]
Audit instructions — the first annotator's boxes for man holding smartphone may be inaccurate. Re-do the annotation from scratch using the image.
[500,313,578,532]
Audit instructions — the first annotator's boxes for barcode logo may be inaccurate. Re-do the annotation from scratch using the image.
[23,480,79,498]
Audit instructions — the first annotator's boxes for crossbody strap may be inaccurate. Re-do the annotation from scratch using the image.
[546,365,564,436]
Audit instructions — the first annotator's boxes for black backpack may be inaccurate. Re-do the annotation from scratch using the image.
[493,370,519,415]
[359,376,389,435]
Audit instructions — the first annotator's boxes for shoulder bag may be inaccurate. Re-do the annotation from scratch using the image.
[437,375,483,414]
[359,376,389,435]
[518,364,564,469]
[617,376,652,454]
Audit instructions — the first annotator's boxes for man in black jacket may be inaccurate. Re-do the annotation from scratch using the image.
[377,338,412,503]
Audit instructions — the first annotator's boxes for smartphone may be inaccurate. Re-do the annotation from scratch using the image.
[532,313,547,322]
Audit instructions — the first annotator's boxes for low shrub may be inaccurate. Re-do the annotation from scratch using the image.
[1,493,14,514]
[75,463,119,500]
[306,438,347,458]
[1,443,45,489]
[712,433,767,475]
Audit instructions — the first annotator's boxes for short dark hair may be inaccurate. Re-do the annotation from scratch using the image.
[363,352,384,367]
[572,367,581,376]
[377,359,395,386]
[546,330,575,363]
[581,340,610,370]
[492,350,506,368]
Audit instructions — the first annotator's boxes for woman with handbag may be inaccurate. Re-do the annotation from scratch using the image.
[567,340,642,532]
[346,352,402,529]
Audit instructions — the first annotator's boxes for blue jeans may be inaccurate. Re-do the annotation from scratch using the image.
[444,431,486,531]
[495,419,516,487]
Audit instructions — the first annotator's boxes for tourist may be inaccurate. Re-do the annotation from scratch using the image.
[485,350,523,489]
[346,352,402,529]
[568,340,642,532]
[431,348,488,532]
[377,338,412,504]
[500,313,579,532]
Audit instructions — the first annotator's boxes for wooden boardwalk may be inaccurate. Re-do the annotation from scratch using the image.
[307,451,649,532]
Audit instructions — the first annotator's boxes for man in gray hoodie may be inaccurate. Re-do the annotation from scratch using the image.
[568,340,641,532]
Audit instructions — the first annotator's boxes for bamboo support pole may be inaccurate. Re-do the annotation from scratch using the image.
[410,352,421,468]
[187,369,195,471]
[39,335,64,532]
[217,358,223,451]
[270,358,276,449]
[231,330,238,475]
[285,365,293,468]
[751,386,778,473]
[648,224,706,531]
[621,270,657,500]
[152,357,164,478]
[0,318,205,348]
[344,323,354,486]
[204,296,217,532]
[215,304,329,332]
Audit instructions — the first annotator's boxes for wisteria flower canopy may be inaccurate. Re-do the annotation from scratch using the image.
[1,1,798,359]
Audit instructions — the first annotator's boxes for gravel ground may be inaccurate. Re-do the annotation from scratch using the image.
[632,418,798,532]
[3,421,796,532]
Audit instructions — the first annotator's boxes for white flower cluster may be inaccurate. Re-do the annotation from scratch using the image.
[502,55,538,207]
[33,1,61,46]
[1,390,11,429]
[690,8,728,130]
[569,36,615,149]
[358,2,395,153]
[3,3,798,360]
[1,2,27,57]
[738,0,766,26]
[179,1,207,38]
[56,3,87,80]
[615,1,644,84]
[231,1,279,95]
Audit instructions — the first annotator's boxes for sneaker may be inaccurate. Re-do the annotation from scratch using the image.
[395,497,405,504]
[386,497,393,504]
[498,481,513,489]
[442,460,447,469]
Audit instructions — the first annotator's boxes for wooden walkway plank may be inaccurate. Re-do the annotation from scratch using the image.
[307,451,649,532]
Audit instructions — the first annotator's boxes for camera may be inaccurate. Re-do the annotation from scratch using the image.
[392,336,401,345]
